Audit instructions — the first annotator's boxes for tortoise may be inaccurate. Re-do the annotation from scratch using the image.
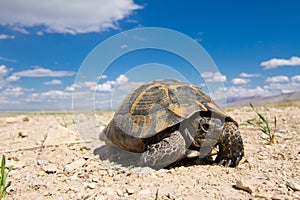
[101,79,244,169]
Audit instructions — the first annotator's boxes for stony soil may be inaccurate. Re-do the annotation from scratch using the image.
[0,105,300,200]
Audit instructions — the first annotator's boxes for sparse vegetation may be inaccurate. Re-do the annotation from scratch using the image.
[60,118,75,128]
[247,103,277,145]
[0,155,13,198]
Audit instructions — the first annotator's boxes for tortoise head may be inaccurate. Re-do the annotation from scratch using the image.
[191,115,244,167]
[191,117,224,157]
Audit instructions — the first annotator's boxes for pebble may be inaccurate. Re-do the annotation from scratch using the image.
[42,163,58,174]
[7,160,24,170]
[87,183,96,189]
[92,177,99,183]
[22,116,30,122]
[286,181,300,191]
[103,187,116,196]
[157,184,176,198]
[64,158,86,173]
[116,189,124,196]
[138,189,151,196]
[293,193,300,199]
[5,115,29,123]
[126,187,135,195]
[37,160,47,166]
[18,131,28,138]
[271,195,287,200]
[234,179,253,194]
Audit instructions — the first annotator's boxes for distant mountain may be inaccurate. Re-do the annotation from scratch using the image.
[227,91,300,107]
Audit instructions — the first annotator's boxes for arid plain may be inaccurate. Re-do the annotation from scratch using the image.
[0,102,299,199]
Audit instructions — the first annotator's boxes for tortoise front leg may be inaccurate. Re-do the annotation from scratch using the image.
[216,122,244,167]
[138,131,186,169]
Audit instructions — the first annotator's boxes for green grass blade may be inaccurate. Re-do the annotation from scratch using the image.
[274,116,277,133]
[247,120,256,126]
[249,103,276,145]
[1,155,5,186]
[249,103,255,111]
[259,127,268,135]
[255,109,271,134]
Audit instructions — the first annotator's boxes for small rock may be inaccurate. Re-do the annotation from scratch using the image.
[271,195,286,200]
[138,189,151,196]
[92,177,99,183]
[113,176,121,181]
[87,183,96,189]
[286,181,300,191]
[107,169,114,177]
[157,185,176,198]
[18,131,28,138]
[42,163,57,174]
[64,158,86,173]
[25,174,32,180]
[293,193,300,199]
[126,188,135,195]
[234,179,253,194]
[95,196,105,200]
[103,187,116,196]
[37,160,47,165]
[5,115,29,123]
[22,116,30,122]
[7,160,24,170]
[116,189,124,196]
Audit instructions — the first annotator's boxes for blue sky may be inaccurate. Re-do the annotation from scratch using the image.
[0,0,300,110]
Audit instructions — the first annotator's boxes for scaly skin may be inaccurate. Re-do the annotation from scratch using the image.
[216,122,244,167]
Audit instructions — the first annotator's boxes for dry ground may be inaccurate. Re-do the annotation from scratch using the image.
[0,105,299,199]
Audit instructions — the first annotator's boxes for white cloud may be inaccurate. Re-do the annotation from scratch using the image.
[36,31,44,36]
[97,82,113,92]
[65,81,98,92]
[239,72,260,78]
[96,80,141,109]
[7,67,75,81]
[0,56,16,62]
[2,86,33,97]
[266,76,289,83]
[115,74,129,84]
[96,74,129,92]
[32,90,71,100]
[232,78,250,85]
[0,34,15,39]
[0,65,11,89]
[44,79,62,85]
[264,81,300,93]
[97,74,107,80]
[260,56,300,70]
[69,74,136,110]
[0,0,142,34]
[291,75,300,83]
[225,86,271,99]
[201,72,226,82]
[0,65,9,76]
[6,75,20,82]
[11,26,29,34]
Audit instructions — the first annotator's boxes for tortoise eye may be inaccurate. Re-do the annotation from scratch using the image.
[199,119,210,132]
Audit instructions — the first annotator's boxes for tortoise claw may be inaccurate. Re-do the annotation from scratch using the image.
[235,156,242,166]
[218,159,233,167]
[225,159,232,167]
[218,159,226,166]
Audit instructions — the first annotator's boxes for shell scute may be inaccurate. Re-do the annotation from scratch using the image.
[104,79,229,152]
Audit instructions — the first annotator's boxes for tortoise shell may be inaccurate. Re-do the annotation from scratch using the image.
[103,79,235,153]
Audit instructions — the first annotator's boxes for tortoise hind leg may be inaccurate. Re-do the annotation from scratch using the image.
[138,131,186,169]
